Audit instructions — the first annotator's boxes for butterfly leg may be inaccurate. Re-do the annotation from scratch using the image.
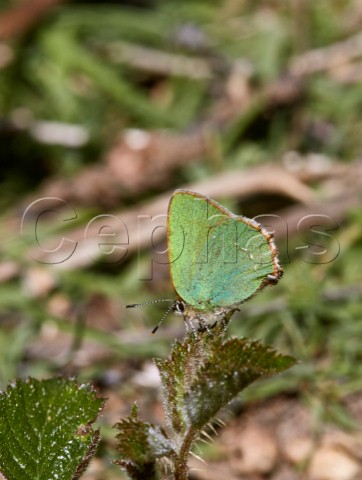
[197,319,206,332]
[184,317,197,334]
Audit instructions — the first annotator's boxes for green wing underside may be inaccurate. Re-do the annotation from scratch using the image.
[169,193,275,311]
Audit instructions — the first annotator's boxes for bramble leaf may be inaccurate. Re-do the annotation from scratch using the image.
[157,325,296,434]
[114,404,174,480]
[155,331,208,434]
[184,336,296,428]
[0,377,104,480]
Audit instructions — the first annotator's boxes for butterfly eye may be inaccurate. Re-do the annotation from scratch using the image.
[173,300,185,314]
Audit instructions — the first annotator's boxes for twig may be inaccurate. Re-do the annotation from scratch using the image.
[273,189,361,239]
[105,40,212,80]
[24,165,315,269]
[289,31,362,77]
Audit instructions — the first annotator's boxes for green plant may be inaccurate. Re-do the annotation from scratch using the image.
[114,316,295,480]
[0,378,104,480]
[0,315,295,480]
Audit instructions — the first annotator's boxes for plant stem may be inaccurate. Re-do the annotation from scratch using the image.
[173,428,197,480]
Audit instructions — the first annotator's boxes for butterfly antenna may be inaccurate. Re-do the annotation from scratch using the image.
[151,303,174,335]
[125,299,176,334]
[125,299,174,308]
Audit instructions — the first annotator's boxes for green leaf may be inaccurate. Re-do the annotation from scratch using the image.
[0,378,104,480]
[155,332,209,434]
[114,404,174,480]
[184,337,296,428]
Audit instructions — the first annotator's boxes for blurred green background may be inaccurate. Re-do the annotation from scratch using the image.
[1,0,362,478]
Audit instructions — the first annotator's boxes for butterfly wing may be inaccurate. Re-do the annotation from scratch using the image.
[168,190,282,311]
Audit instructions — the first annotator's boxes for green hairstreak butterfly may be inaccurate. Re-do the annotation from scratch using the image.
[127,189,282,330]
[167,189,282,324]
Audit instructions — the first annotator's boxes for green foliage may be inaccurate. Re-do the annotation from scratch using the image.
[114,404,174,480]
[0,378,104,480]
[1,0,362,476]
[183,336,296,429]
[155,327,207,434]
[115,321,296,480]
[157,322,295,431]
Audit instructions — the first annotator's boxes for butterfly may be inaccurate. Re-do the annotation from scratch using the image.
[127,189,282,331]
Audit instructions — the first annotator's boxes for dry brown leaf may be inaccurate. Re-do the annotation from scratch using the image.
[0,0,65,40]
